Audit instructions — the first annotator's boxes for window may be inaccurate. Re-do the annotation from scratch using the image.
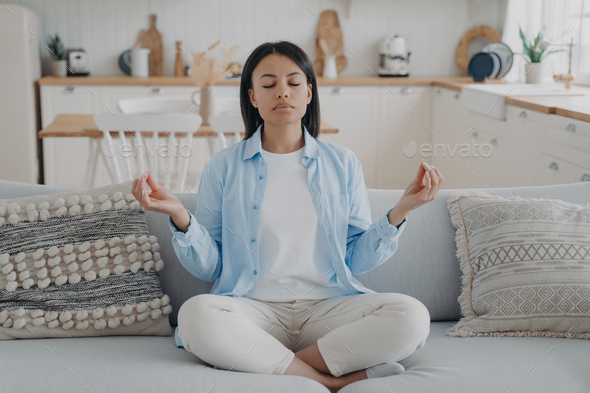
[542,0,590,84]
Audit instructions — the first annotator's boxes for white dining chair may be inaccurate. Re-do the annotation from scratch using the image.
[94,114,202,193]
[118,96,195,115]
[117,95,242,156]
[206,96,244,153]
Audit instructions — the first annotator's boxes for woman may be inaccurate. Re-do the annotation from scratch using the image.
[132,41,443,393]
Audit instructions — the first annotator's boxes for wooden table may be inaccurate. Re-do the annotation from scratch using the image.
[38,114,339,188]
[38,114,339,138]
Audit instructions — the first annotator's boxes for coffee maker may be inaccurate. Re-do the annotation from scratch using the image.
[379,35,410,77]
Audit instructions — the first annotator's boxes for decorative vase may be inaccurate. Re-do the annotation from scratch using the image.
[323,54,338,79]
[525,62,546,84]
[191,85,218,125]
[51,59,67,77]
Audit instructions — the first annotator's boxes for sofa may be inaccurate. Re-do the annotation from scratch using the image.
[1,178,589,393]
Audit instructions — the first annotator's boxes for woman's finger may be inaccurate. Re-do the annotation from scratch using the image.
[428,166,439,200]
[423,170,432,200]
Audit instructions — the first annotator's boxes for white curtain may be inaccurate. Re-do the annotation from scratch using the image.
[501,0,544,83]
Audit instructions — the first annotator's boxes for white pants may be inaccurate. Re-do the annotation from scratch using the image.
[177,292,430,377]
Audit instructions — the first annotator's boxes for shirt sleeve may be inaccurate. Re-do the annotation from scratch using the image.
[344,155,408,275]
[168,162,223,282]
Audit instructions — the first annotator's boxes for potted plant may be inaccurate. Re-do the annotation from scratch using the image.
[518,25,564,84]
[46,34,67,77]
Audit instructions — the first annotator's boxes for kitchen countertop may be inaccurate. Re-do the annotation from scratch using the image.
[38,75,590,123]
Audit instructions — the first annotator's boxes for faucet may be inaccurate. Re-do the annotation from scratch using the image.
[533,38,576,88]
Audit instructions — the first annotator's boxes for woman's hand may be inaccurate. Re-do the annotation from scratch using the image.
[389,162,444,223]
[131,171,185,217]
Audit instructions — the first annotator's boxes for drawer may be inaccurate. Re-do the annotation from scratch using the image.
[571,164,590,183]
[540,154,570,185]
[545,114,590,138]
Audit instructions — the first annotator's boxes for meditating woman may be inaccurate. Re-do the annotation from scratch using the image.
[131,40,443,393]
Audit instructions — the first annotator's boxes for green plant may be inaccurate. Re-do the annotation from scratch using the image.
[518,25,566,63]
[46,34,65,61]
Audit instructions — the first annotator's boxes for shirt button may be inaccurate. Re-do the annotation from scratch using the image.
[259,176,263,180]
[251,239,255,243]
[254,205,257,209]
[253,270,258,275]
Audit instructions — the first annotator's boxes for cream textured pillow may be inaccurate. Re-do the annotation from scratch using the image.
[0,180,172,340]
[446,191,590,339]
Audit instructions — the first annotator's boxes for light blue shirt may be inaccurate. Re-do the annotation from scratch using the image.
[168,123,407,349]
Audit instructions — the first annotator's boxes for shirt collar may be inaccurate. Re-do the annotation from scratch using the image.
[242,123,320,161]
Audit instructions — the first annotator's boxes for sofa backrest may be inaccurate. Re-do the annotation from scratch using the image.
[2,180,590,325]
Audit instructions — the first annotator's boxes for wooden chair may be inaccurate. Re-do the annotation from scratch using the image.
[93,114,202,192]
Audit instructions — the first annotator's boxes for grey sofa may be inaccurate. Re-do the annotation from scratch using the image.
[1,179,589,393]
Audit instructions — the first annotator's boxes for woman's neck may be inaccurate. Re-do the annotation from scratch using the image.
[260,121,305,154]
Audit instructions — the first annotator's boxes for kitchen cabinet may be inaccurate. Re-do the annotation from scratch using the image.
[539,114,590,186]
[40,85,101,187]
[431,87,470,189]
[377,86,431,190]
[317,86,380,188]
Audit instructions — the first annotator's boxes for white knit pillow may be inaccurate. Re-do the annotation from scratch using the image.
[446,191,590,339]
[0,180,172,339]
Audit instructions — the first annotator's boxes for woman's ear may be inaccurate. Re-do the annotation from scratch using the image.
[248,88,257,108]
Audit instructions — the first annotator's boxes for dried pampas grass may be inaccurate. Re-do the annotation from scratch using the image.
[188,40,241,87]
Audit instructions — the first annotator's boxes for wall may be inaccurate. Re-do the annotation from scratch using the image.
[10,0,505,77]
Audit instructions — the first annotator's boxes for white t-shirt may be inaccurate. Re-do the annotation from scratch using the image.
[242,144,348,301]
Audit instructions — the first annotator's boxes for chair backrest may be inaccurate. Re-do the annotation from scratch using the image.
[94,114,202,193]
[208,115,245,152]
[118,96,196,115]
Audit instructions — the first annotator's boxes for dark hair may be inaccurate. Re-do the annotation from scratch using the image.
[239,41,321,140]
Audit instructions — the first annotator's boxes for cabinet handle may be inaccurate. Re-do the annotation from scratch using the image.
[549,162,559,171]
[436,88,441,94]
[454,93,460,99]
[65,86,78,93]
[519,111,527,118]
[581,174,590,182]
[566,123,576,132]
[332,87,344,94]
[151,87,164,94]
[472,131,479,138]
[490,138,497,146]
[401,87,413,94]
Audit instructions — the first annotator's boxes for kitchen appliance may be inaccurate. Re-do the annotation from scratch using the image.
[0,4,42,183]
[468,41,513,82]
[65,48,90,76]
[379,35,411,77]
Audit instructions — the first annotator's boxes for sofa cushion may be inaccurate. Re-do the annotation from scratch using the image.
[444,191,590,339]
[0,180,172,340]
[0,322,588,393]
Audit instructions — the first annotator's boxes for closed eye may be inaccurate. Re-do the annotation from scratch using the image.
[263,84,300,88]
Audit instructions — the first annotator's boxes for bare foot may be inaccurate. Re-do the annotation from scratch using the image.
[284,354,367,392]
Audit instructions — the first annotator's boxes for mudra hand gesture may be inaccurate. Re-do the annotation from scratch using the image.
[389,162,444,223]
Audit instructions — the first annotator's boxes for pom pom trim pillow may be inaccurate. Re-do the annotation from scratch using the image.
[446,191,590,339]
[0,180,172,339]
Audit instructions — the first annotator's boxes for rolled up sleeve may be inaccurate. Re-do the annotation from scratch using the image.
[167,162,223,282]
[345,156,407,275]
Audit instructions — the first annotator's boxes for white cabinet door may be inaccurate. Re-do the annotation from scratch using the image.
[431,87,469,189]
[505,106,543,187]
[377,86,431,190]
[317,86,380,188]
[41,85,100,187]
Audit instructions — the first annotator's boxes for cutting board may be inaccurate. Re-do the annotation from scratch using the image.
[313,10,347,77]
[142,14,163,76]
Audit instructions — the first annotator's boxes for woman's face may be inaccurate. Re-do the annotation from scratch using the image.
[248,54,312,126]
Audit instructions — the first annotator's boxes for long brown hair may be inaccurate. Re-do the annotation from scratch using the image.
[239,41,321,140]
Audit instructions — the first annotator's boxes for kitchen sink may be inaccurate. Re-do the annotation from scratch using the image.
[460,83,586,120]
